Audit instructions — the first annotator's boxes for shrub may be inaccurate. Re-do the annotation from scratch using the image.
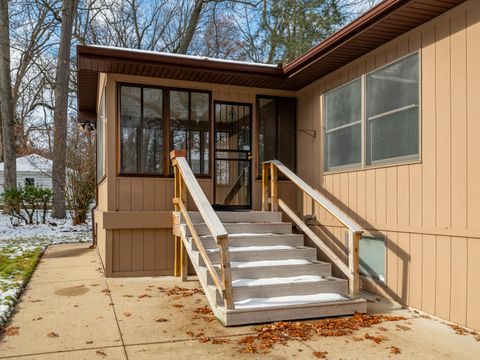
[1,185,53,225]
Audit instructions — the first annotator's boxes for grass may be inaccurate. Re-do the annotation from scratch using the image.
[0,247,43,284]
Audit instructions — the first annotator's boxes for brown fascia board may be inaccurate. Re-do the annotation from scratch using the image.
[283,0,411,76]
[76,45,285,78]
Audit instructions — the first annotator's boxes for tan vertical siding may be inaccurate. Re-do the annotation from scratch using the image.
[296,0,480,330]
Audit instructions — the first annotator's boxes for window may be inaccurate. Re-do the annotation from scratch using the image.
[258,96,296,173]
[359,236,386,282]
[169,90,210,175]
[323,52,420,172]
[366,52,419,164]
[324,79,362,171]
[97,89,105,181]
[118,84,211,176]
[25,178,35,186]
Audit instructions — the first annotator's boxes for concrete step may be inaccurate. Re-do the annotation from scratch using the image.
[186,211,283,224]
[218,297,367,326]
[193,233,304,250]
[187,222,292,236]
[213,276,348,303]
[195,246,317,265]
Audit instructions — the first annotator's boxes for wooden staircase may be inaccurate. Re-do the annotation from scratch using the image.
[171,151,366,326]
[179,211,366,326]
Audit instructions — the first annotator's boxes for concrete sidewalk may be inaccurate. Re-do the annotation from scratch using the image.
[0,243,478,359]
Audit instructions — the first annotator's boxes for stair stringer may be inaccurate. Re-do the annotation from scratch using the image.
[177,224,228,325]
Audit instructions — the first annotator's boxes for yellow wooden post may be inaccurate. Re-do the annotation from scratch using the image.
[261,163,269,211]
[173,164,181,277]
[348,230,361,298]
[270,163,278,212]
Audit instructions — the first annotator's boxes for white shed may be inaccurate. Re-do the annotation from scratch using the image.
[0,154,53,195]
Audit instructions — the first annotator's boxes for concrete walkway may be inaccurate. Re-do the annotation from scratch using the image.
[0,243,478,359]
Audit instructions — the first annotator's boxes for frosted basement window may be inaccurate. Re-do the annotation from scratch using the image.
[324,78,361,171]
[366,52,419,165]
[359,236,386,282]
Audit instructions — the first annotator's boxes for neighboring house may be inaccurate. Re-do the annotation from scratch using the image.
[77,0,480,329]
[0,154,53,195]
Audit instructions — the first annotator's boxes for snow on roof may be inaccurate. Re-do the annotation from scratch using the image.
[87,45,281,69]
[0,154,52,173]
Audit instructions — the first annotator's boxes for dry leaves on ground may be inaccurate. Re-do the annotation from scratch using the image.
[122,294,134,298]
[96,350,107,356]
[4,326,19,336]
[172,303,184,308]
[448,323,480,341]
[47,331,59,337]
[236,313,405,354]
[158,286,204,297]
[86,340,94,344]
[395,324,411,331]
[313,351,328,359]
[123,312,132,317]
[194,306,213,315]
[212,338,230,345]
[138,294,152,299]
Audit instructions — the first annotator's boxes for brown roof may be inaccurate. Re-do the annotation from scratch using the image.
[77,0,466,122]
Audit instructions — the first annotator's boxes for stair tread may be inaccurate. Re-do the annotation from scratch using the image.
[233,292,351,310]
[230,259,313,268]
[199,233,299,239]
[207,245,296,253]
[232,275,342,288]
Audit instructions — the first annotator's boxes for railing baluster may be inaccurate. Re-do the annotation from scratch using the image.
[270,163,278,212]
[262,163,269,211]
[348,230,361,298]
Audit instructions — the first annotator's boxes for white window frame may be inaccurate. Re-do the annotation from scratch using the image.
[323,50,421,174]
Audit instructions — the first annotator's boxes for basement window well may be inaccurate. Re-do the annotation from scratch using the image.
[359,236,386,282]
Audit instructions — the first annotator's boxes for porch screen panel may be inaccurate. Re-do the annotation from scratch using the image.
[366,52,419,164]
[324,79,361,171]
[142,88,163,173]
[170,90,189,155]
[120,86,141,173]
[96,90,105,181]
[191,92,209,175]
[258,97,296,173]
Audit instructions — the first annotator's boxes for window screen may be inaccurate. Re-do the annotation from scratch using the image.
[366,52,419,164]
[324,79,362,171]
[120,86,141,173]
[359,236,385,282]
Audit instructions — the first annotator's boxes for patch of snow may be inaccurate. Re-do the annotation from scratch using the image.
[234,293,349,309]
[230,259,312,268]
[232,275,327,287]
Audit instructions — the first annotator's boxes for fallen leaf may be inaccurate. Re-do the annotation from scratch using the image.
[212,338,230,344]
[123,312,132,317]
[378,327,388,332]
[96,350,107,356]
[122,294,134,298]
[138,294,152,299]
[475,335,480,342]
[364,333,388,344]
[47,331,59,338]
[4,326,19,336]
[154,317,169,322]
[172,304,184,308]
[395,324,411,331]
[199,337,210,343]
[194,306,213,315]
[313,351,328,358]
[86,340,94,344]
[32,317,43,321]
[390,346,401,354]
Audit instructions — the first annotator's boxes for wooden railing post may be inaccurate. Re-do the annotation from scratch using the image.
[348,230,361,298]
[270,163,278,212]
[218,236,234,309]
[262,163,269,211]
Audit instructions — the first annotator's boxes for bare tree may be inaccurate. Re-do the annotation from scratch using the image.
[0,0,16,193]
[52,0,79,218]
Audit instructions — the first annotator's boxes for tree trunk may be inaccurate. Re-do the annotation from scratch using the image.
[177,0,204,54]
[52,0,79,218]
[0,0,16,192]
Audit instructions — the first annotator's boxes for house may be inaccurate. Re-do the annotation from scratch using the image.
[76,0,480,329]
[0,154,53,195]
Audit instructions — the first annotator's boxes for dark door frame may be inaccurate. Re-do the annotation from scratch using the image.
[213,100,253,210]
